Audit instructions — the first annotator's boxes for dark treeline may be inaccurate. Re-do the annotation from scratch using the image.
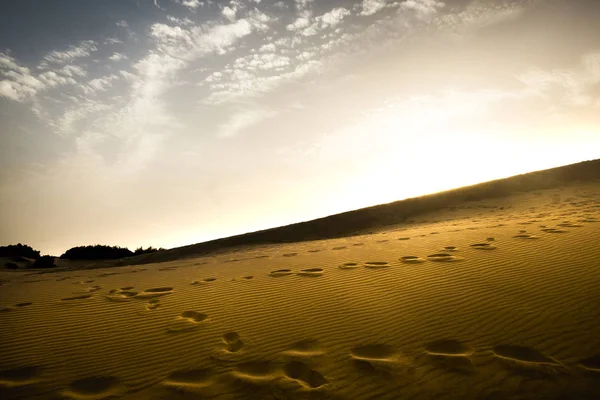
[60,245,164,260]
[0,243,41,259]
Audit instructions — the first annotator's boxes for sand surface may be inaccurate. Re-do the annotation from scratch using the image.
[2,183,600,399]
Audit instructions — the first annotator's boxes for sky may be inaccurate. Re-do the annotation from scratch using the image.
[0,0,599,256]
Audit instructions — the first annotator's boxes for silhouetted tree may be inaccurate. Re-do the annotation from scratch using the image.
[31,255,56,268]
[60,245,134,260]
[0,243,40,259]
[133,246,164,256]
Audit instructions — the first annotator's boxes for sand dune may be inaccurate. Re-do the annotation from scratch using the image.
[2,181,600,399]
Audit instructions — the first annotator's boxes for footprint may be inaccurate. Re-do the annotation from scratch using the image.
[61,294,93,301]
[443,246,458,251]
[135,287,173,298]
[283,253,298,257]
[97,272,119,277]
[541,228,569,233]
[377,239,389,243]
[0,366,41,387]
[222,332,245,353]
[397,237,410,241]
[400,256,426,264]
[512,234,540,239]
[332,246,347,251]
[284,339,324,357]
[167,311,209,333]
[283,361,329,389]
[425,340,473,356]
[364,261,390,269]
[120,286,134,290]
[339,262,360,270]
[88,285,102,293]
[203,277,217,282]
[352,243,365,246]
[241,276,254,280]
[579,355,600,372]
[105,289,138,302]
[163,368,213,389]
[64,376,121,399]
[427,253,463,262]
[307,249,322,253]
[492,345,562,374]
[232,361,279,382]
[146,299,160,310]
[470,243,497,250]
[296,268,324,277]
[269,269,294,277]
[180,311,208,323]
[556,222,583,228]
[15,302,32,307]
[351,344,396,362]
[158,266,178,271]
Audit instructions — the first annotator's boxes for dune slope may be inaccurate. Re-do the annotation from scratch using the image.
[1,182,600,399]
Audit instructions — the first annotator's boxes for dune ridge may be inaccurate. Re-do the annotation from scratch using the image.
[1,182,600,399]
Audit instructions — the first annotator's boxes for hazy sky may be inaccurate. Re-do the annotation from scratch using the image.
[1,0,599,255]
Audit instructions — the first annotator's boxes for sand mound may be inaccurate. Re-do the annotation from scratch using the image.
[2,182,600,399]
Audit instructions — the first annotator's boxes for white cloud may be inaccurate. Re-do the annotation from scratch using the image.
[116,20,129,27]
[259,43,277,52]
[174,0,204,10]
[0,53,45,101]
[61,65,87,77]
[287,7,350,37]
[400,0,445,17]
[359,0,388,16]
[105,37,124,45]
[320,8,351,28]
[81,75,119,95]
[42,40,97,65]
[518,51,600,107]
[287,17,311,31]
[222,6,237,22]
[109,52,127,62]
[167,15,194,26]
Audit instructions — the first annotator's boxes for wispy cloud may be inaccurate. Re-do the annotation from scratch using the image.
[173,0,204,10]
[41,40,97,66]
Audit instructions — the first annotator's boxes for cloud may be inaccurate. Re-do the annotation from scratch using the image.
[109,52,127,62]
[0,53,47,101]
[518,51,600,107]
[41,40,97,66]
[218,107,276,137]
[81,75,119,95]
[167,15,194,26]
[287,7,350,37]
[173,0,204,10]
[359,0,388,16]
[222,6,237,22]
[116,20,129,27]
[400,0,445,16]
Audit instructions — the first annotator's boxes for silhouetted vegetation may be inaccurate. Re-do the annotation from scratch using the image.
[4,262,18,269]
[61,245,134,260]
[60,245,164,260]
[31,255,56,268]
[0,243,40,259]
[133,246,165,256]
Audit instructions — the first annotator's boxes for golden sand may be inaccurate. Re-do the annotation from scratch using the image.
[1,183,600,399]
